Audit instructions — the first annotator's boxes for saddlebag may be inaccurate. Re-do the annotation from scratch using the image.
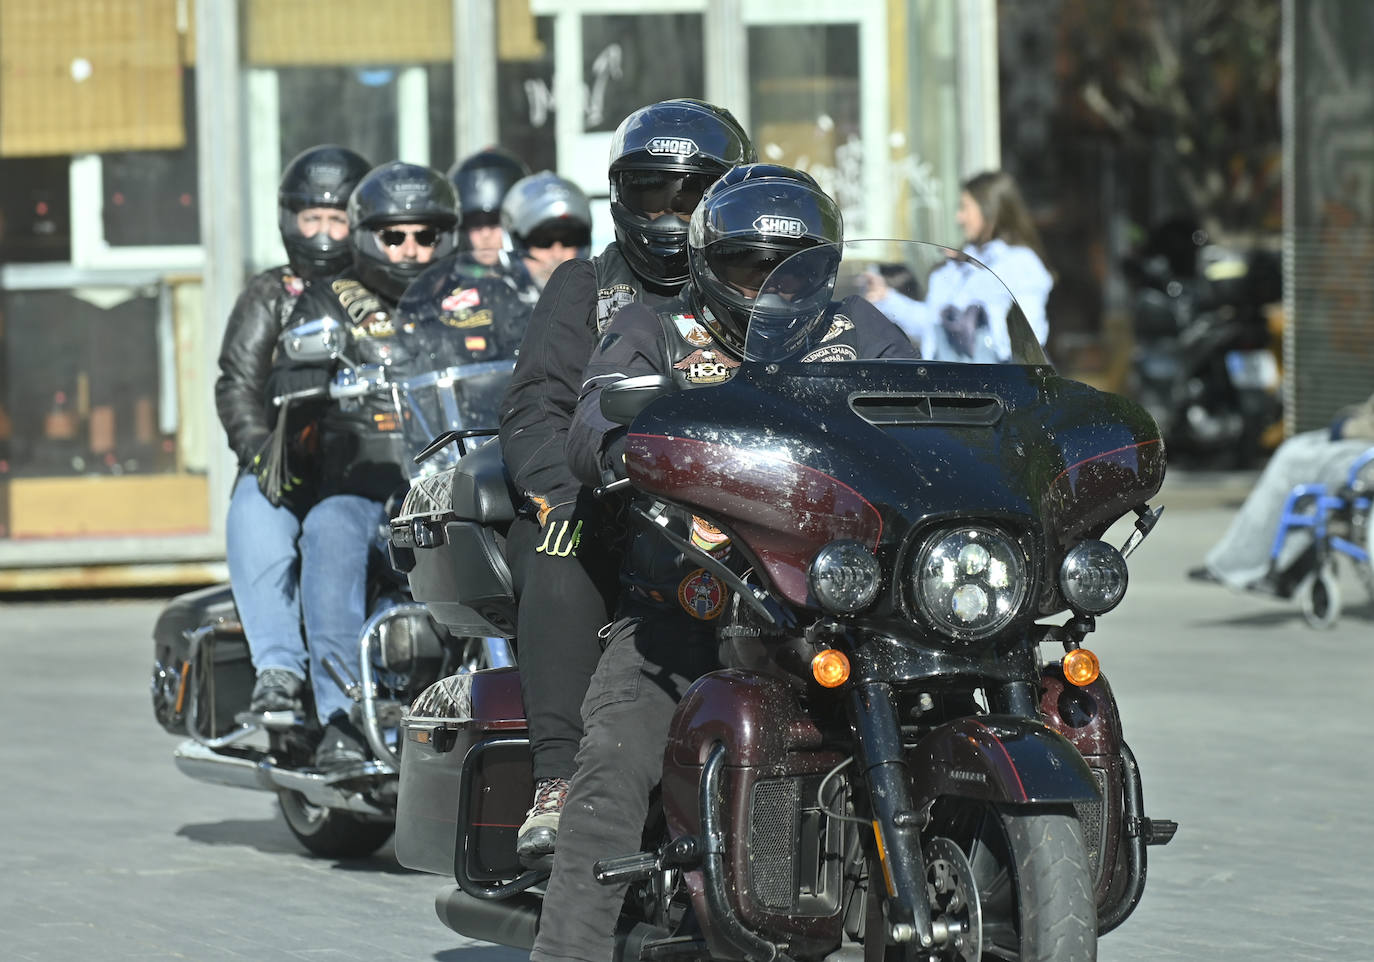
[150,583,254,738]
[390,440,519,638]
[396,667,531,882]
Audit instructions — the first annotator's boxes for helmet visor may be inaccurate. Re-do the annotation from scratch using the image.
[706,241,833,299]
[614,170,717,220]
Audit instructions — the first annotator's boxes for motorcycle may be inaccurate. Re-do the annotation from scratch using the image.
[390,241,1176,960]
[150,317,515,857]
[1125,220,1283,468]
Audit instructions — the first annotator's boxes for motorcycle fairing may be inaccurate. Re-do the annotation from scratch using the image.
[625,360,1165,613]
[904,715,1100,811]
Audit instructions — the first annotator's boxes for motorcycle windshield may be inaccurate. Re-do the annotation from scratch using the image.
[625,241,1164,610]
[396,359,514,478]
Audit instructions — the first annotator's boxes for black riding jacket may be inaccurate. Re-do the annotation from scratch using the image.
[215,265,310,467]
[498,243,676,522]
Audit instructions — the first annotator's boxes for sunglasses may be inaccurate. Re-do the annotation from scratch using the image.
[376,227,441,248]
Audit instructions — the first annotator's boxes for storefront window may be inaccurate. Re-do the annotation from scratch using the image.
[277,67,402,169]
[0,156,71,264]
[580,14,705,132]
[497,13,556,174]
[748,24,863,227]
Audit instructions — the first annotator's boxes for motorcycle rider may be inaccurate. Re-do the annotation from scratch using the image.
[216,144,371,717]
[497,99,755,863]
[531,164,916,962]
[447,146,530,277]
[264,160,461,770]
[394,170,591,351]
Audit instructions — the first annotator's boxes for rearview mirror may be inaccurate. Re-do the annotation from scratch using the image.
[599,374,677,426]
[280,317,346,363]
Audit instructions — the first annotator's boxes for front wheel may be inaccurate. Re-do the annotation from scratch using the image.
[277,789,394,858]
[917,802,1096,962]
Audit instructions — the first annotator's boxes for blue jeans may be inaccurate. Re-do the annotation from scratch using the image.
[226,476,387,726]
[226,474,307,679]
[299,493,389,725]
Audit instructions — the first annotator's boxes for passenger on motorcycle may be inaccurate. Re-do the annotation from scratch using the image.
[532,164,916,962]
[394,170,589,354]
[262,160,460,771]
[446,146,530,279]
[496,99,755,864]
[218,144,371,718]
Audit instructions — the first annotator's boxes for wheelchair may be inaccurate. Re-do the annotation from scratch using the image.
[1265,447,1374,628]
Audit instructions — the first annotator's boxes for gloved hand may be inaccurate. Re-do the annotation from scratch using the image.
[265,364,331,405]
[602,431,629,483]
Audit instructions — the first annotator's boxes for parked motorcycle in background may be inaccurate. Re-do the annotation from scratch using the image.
[390,241,1177,961]
[1126,218,1283,468]
[150,318,514,857]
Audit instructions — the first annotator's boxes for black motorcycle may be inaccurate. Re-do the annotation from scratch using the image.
[151,318,515,857]
[390,241,1176,960]
[1126,220,1282,468]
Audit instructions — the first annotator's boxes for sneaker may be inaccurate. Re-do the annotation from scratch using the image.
[249,668,303,713]
[314,718,369,772]
[516,777,570,862]
[1186,566,1221,585]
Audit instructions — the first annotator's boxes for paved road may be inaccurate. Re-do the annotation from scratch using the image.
[2,469,1372,960]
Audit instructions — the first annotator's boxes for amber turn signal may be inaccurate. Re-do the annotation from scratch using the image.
[1062,647,1101,687]
[811,649,851,688]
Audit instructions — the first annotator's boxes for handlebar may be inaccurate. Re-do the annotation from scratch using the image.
[271,375,390,408]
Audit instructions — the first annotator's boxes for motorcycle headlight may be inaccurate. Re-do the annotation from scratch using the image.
[809,540,881,613]
[1059,540,1129,614]
[913,526,1028,640]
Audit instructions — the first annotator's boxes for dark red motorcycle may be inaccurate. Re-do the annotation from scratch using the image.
[388,241,1176,961]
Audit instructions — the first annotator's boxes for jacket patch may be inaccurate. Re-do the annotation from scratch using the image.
[282,273,304,297]
[596,284,636,334]
[821,314,854,341]
[441,286,481,312]
[333,278,393,336]
[800,343,857,362]
[441,307,494,330]
[670,313,713,347]
[674,348,739,384]
[678,568,726,620]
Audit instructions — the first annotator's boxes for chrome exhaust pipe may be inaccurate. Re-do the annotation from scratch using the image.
[173,740,391,817]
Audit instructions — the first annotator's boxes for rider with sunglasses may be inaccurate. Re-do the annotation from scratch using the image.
[261,160,460,771]
[496,100,756,865]
[534,165,915,962]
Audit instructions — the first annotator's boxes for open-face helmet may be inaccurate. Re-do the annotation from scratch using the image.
[500,171,593,255]
[608,99,756,288]
[277,145,371,278]
[347,161,459,302]
[687,163,843,358]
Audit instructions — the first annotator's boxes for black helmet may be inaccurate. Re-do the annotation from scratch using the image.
[348,161,460,302]
[277,144,371,278]
[608,99,756,288]
[447,147,531,227]
[687,163,843,358]
[501,171,593,254]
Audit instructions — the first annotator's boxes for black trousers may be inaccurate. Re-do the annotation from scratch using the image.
[507,492,622,783]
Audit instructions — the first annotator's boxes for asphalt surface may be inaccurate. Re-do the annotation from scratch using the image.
[2,466,1372,960]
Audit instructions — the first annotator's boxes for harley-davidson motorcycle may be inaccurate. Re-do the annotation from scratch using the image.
[389,241,1176,959]
[150,317,514,857]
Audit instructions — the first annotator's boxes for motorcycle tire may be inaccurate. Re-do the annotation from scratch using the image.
[277,789,394,858]
[898,802,1095,962]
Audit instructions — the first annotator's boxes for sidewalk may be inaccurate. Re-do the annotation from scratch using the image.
[1155,466,1261,512]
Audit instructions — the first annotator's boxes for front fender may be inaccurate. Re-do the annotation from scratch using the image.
[906,714,1098,810]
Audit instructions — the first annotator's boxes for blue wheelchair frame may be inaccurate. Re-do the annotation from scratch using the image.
[1267,447,1374,626]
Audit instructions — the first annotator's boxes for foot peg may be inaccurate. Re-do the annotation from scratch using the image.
[1134,816,1179,846]
[594,836,704,884]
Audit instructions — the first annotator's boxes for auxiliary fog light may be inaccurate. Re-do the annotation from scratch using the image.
[809,540,881,614]
[1059,540,1129,614]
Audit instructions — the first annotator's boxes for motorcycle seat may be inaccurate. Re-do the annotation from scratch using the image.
[449,440,518,525]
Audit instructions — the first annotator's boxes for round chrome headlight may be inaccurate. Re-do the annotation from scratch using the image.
[913,526,1028,640]
[809,540,882,613]
[1059,540,1129,614]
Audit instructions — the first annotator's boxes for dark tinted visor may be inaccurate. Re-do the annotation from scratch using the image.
[462,211,502,230]
[525,220,592,250]
[707,241,828,296]
[615,171,717,218]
